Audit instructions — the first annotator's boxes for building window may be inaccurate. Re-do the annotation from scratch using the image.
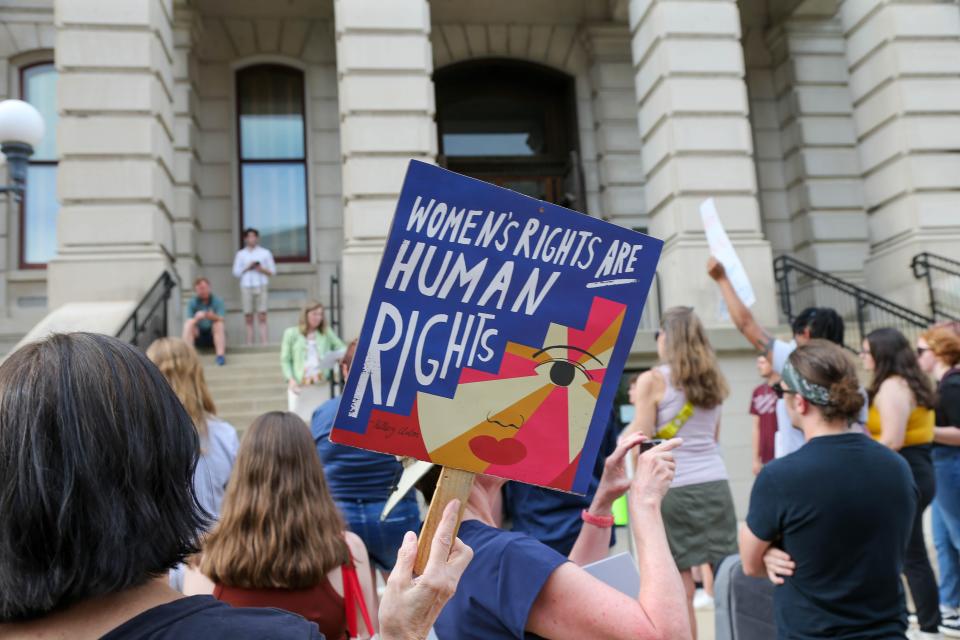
[236,64,309,261]
[435,60,583,212]
[20,62,59,268]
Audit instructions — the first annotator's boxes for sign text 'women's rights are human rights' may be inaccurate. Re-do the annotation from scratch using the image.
[332,161,662,494]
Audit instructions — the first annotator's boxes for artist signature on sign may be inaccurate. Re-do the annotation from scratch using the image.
[372,420,420,440]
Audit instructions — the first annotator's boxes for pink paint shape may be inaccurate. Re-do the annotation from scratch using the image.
[458,351,540,384]
[484,385,570,487]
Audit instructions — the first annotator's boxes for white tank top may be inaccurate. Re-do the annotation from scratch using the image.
[656,365,729,488]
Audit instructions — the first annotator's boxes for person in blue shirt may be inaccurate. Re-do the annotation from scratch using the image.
[312,339,422,579]
[502,408,620,555]
[433,433,690,640]
[183,277,227,366]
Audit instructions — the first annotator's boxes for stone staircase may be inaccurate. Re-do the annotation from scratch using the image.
[200,344,288,433]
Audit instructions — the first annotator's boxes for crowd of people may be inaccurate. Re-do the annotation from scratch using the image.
[1,256,959,640]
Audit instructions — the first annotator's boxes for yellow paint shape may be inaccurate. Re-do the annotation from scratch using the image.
[427,383,555,468]
[417,372,545,452]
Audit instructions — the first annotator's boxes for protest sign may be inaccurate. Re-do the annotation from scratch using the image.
[700,198,756,319]
[333,160,662,494]
[332,161,662,571]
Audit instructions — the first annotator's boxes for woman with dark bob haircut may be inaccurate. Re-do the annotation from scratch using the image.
[0,333,471,639]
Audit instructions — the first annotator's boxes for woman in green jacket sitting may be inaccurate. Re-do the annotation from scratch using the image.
[281,301,346,421]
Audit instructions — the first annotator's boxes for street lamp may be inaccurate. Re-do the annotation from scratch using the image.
[0,99,45,201]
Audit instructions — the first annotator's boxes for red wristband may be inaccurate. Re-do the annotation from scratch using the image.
[581,509,615,528]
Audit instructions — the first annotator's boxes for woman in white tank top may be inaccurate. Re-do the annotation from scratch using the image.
[626,307,737,639]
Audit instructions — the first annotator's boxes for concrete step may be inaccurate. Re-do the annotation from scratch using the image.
[199,352,280,367]
[216,395,288,414]
[206,381,286,398]
[218,411,264,433]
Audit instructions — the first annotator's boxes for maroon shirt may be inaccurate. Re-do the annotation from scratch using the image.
[750,383,778,464]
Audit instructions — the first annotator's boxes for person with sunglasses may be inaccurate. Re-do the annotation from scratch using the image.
[861,328,941,637]
[706,257,853,458]
[741,340,917,639]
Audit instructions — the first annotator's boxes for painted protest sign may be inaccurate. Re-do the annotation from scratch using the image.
[331,161,662,494]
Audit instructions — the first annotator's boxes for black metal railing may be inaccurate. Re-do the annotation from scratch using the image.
[329,268,344,397]
[911,252,960,322]
[116,271,177,351]
[774,255,932,352]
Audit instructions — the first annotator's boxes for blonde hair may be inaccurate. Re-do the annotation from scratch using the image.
[660,306,729,408]
[298,300,327,336]
[200,412,350,589]
[146,337,216,442]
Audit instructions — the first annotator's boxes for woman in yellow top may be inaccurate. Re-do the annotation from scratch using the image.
[861,327,940,635]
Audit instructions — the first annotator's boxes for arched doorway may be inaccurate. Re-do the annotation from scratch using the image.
[435,59,585,211]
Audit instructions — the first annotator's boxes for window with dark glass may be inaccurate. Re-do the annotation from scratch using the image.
[20,62,59,267]
[436,60,584,212]
[237,64,309,261]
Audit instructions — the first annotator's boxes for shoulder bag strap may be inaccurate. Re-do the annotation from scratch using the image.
[655,401,695,439]
[342,562,375,638]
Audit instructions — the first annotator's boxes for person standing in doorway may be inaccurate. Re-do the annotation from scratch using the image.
[232,228,275,345]
[750,355,779,475]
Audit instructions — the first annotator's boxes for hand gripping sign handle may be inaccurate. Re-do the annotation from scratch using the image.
[414,468,475,576]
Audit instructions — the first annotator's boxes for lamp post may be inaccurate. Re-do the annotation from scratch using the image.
[0,99,45,201]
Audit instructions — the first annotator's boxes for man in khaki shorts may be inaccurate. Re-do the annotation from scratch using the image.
[232,228,275,345]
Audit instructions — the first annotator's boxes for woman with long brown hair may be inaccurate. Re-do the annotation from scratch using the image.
[281,300,346,421]
[200,411,378,639]
[626,306,735,638]
[861,327,941,635]
[147,337,239,519]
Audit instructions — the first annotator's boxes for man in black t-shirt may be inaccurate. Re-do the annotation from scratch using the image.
[739,341,917,639]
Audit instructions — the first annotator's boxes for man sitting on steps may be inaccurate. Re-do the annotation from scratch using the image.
[183,276,227,366]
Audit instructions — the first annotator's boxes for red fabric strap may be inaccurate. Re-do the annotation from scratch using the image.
[342,563,374,638]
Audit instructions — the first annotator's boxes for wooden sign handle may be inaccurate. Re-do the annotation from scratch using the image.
[414,467,475,576]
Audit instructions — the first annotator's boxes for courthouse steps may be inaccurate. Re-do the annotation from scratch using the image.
[199,344,288,433]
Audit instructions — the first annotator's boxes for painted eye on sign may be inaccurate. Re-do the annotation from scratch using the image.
[332,160,662,496]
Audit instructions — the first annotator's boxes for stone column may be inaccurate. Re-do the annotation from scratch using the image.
[171,1,201,294]
[768,17,869,283]
[333,0,436,336]
[628,0,777,325]
[839,0,960,307]
[49,0,177,308]
[584,25,647,231]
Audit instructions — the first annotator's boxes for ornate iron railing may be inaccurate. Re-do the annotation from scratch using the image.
[911,252,960,323]
[774,255,932,352]
[116,271,177,351]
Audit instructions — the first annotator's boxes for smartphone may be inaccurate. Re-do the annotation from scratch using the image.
[639,438,664,454]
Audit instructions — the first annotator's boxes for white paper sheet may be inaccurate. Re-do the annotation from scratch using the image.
[583,552,641,598]
[700,198,756,319]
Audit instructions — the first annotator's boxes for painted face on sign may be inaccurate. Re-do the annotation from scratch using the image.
[415,296,624,490]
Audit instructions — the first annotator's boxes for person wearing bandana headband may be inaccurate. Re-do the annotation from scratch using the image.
[740,340,917,640]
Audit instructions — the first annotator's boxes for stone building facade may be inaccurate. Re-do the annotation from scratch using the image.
[1,0,958,511]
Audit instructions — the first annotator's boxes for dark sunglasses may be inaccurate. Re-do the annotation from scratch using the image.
[771,381,796,400]
[917,346,930,357]
[654,330,661,341]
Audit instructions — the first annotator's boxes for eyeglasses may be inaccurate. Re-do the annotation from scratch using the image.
[917,346,930,357]
[771,381,796,400]
[654,330,661,341]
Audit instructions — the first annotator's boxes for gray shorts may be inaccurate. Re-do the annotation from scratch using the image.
[241,286,268,314]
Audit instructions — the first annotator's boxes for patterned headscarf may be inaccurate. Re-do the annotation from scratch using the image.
[781,360,831,406]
